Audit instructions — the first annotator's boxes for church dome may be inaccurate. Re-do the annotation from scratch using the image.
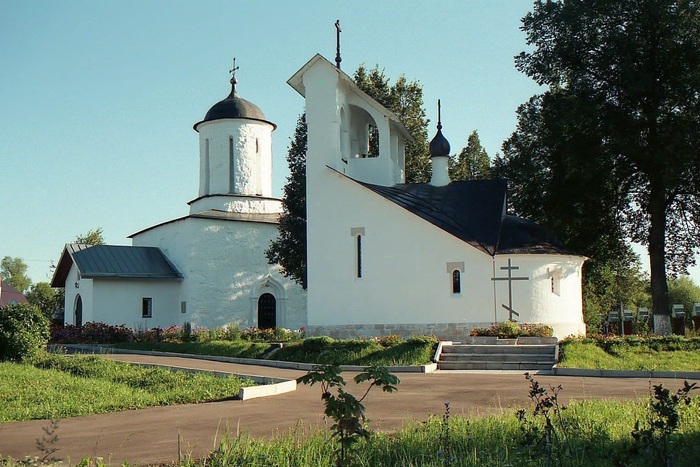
[429,127,450,158]
[429,100,450,158]
[194,73,276,131]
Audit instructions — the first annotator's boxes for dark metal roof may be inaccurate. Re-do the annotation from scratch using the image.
[357,178,507,255]
[51,244,182,287]
[496,216,578,255]
[193,86,276,131]
[345,171,579,257]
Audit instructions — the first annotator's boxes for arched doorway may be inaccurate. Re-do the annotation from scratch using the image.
[257,293,276,329]
[74,295,83,327]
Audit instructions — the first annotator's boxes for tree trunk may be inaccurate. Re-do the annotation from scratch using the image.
[648,183,671,335]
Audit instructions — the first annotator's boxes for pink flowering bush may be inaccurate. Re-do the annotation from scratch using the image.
[51,322,134,344]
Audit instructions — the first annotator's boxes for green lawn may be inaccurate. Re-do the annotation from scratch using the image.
[559,340,700,371]
[179,397,700,466]
[0,353,253,422]
[115,340,273,359]
[114,335,438,366]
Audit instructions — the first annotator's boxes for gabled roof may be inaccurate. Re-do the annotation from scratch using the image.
[357,177,507,255]
[128,209,280,238]
[0,281,28,309]
[339,169,580,257]
[51,244,182,287]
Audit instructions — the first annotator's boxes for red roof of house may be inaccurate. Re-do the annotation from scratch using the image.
[0,279,28,308]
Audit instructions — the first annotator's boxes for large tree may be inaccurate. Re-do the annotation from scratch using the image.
[266,114,308,288]
[500,0,700,333]
[1,256,31,293]
[450,130,492,181]
[354,65,430,183]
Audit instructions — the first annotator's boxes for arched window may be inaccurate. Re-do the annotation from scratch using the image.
[452,270,461,294]
[74,294,83,327]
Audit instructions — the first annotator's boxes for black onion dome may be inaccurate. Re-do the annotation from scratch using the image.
[194,79,276,131]
[429,127,450,158]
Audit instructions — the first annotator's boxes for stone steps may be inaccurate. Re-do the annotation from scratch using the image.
[437,341,558,371]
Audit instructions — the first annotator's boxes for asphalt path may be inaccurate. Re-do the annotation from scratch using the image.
[1,354,698,465]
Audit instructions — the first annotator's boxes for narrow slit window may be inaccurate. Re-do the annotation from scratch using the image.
[142,298,153,318]
[229,137,235,193]
[357,235,362,278]
[204,138,210,194]
[452,270,461,294]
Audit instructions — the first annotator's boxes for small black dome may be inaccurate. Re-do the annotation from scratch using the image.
[429,128,450,158]
[194,80,276,131]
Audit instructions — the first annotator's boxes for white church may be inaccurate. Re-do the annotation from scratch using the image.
[52,53,587,339]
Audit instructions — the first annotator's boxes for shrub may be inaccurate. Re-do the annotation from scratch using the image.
[302,335,335,350]
[470,321,554,338]
[378,334,403,347]
[0,303,50,361]
[52,322,134,344]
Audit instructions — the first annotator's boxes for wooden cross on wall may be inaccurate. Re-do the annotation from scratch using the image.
[491,258,530,321]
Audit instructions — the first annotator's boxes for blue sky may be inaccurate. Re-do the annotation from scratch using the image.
[1,0,697,287]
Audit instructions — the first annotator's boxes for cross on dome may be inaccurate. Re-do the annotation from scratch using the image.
[229,58,240,96]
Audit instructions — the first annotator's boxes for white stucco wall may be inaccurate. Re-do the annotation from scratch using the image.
[305,169,585,338]
[91,279,182,329]
[196,119,274,198]
[62,264,183,330]
[64,264,93,325]
[301,56,585,339]
[188,195,282,215]
[131,217,306,330]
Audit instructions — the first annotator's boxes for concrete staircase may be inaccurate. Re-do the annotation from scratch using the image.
[437,337,558,371]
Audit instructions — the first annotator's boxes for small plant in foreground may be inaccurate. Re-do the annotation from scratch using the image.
[297,364,399,466]
[631,380,698,467]
[34,419,60,463]
[437,402,459,465]
[517,372,575,467]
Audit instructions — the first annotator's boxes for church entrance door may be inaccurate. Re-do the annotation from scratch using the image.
[75,295,83,327]
[257,293,276,329]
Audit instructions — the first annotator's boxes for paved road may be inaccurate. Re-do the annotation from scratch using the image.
[1,354,697,465]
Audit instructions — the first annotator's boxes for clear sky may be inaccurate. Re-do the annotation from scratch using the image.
[1,0,698,287]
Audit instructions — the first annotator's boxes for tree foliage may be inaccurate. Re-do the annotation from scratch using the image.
[75,227,105,246]
[449,130,492,181]
[667,276,700,316]
[0,302,50,362]
[354,65,430,183]
[266,114,308,288]
[0,256,32,293]
[498,0,700,328]
[26,282,62,321]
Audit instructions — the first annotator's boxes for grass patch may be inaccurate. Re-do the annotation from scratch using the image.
[113,335,438,366]
[184,398,700,466]
[559,340,700,371]
[0,352,253,422]
[114,340,273,359]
